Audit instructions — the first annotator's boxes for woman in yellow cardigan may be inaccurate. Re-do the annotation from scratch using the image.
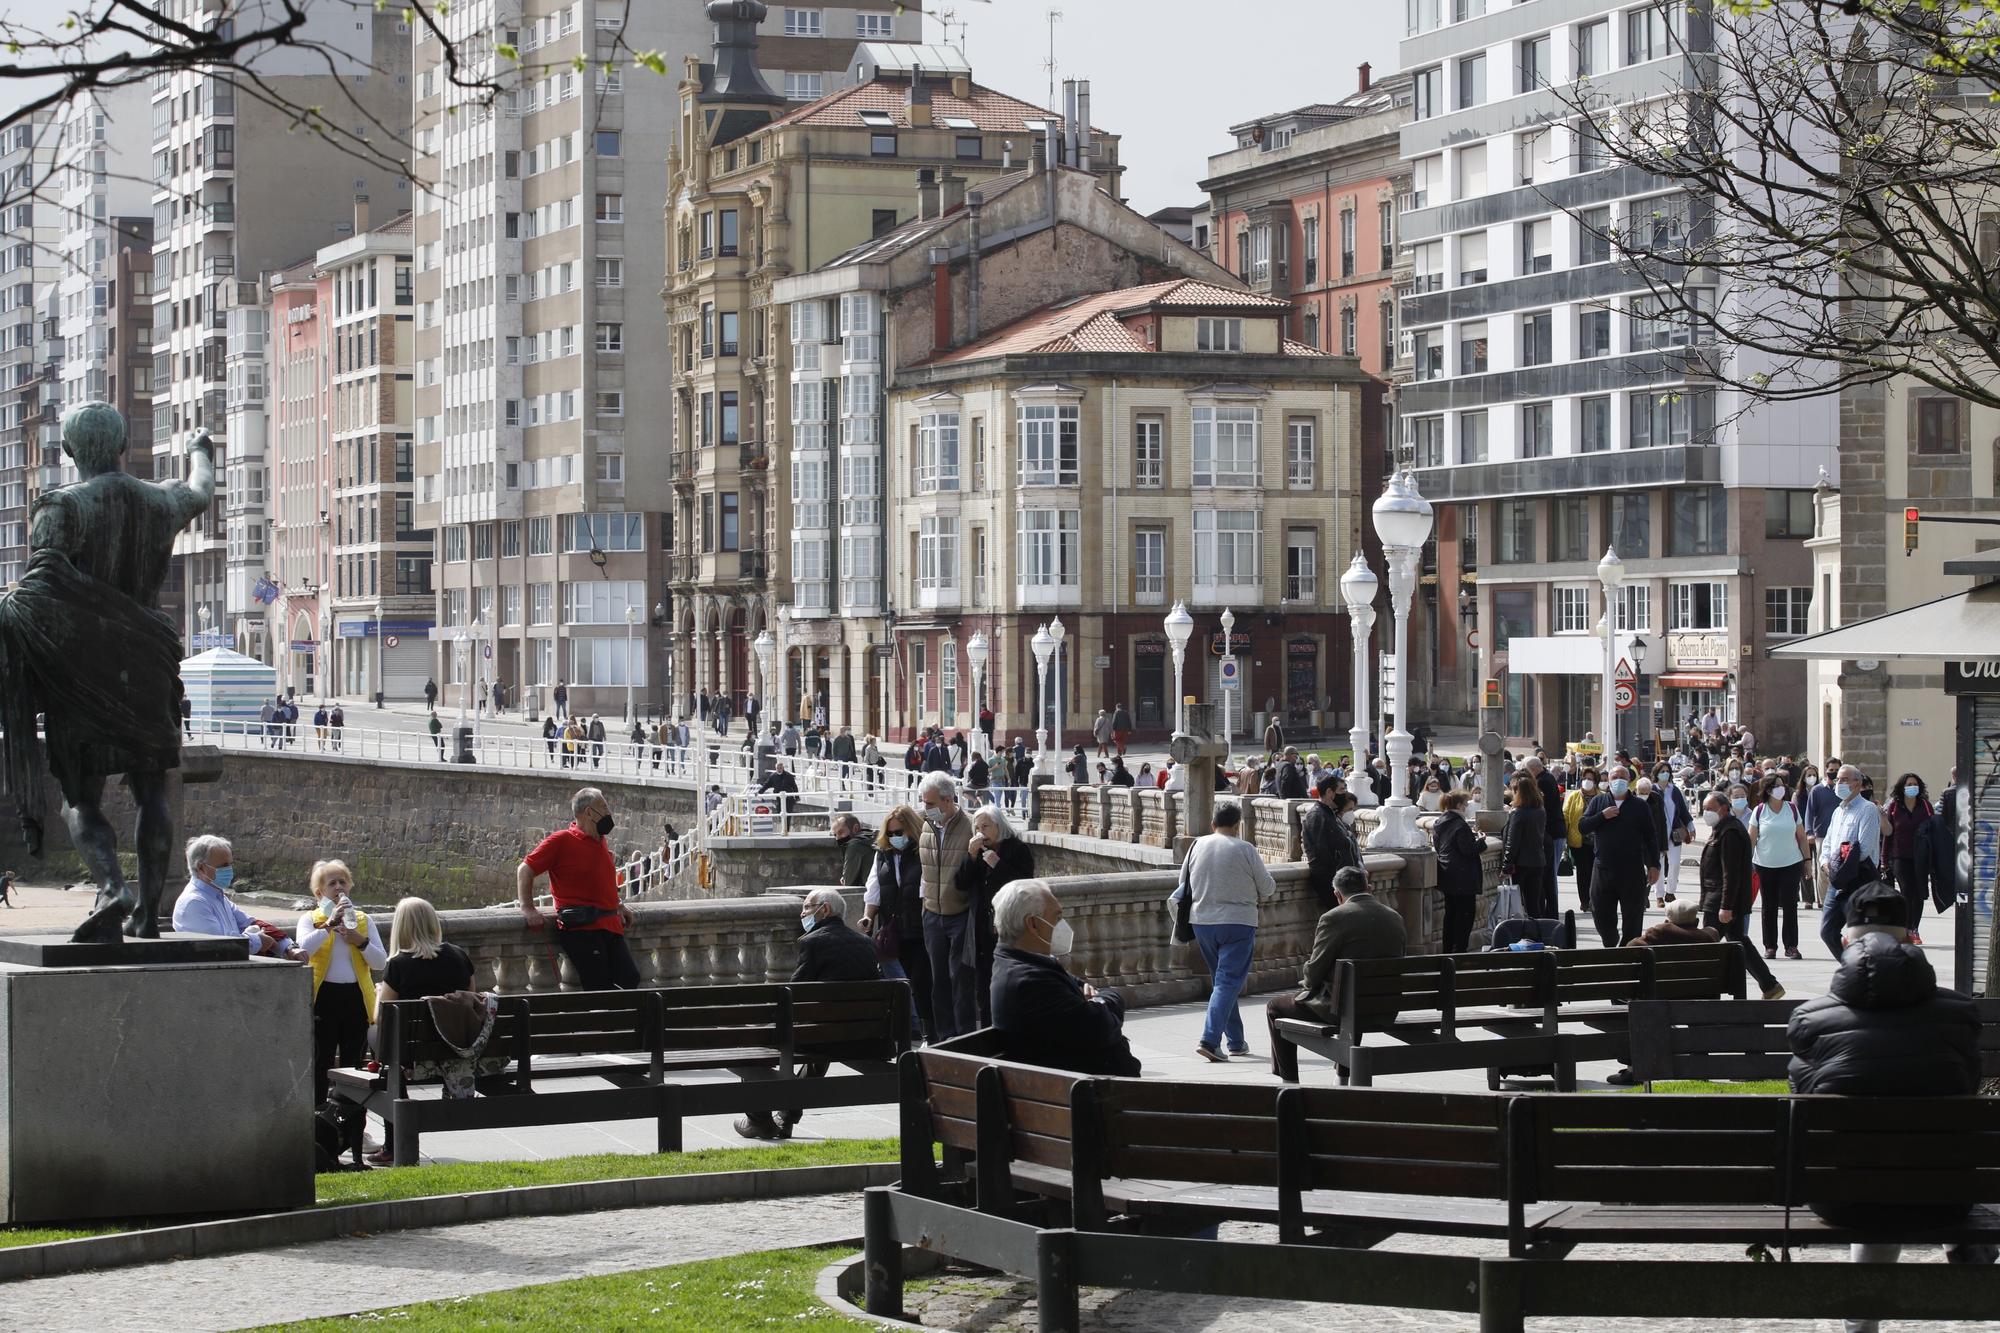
[1562,768,1601,915]
[296,859,388,1106]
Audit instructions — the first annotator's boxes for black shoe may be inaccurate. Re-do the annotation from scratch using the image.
[733,1114,782,1141]
[1605,1068,1641,1086]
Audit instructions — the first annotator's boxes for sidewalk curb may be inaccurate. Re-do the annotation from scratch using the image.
[0,1161,898,1283]
[816,1246,954,1330]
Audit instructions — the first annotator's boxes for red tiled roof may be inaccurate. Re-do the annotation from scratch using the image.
[927,279,1316,365]
[768,79,1095,135]
[1282,339,1323,356]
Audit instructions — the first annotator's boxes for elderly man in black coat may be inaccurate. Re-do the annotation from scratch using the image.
[736,887,881,1141]
[989,879,1140,1076]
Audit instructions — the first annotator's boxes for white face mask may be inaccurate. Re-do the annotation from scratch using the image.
[1582,779,1598,792]
[1341,810,1359,828]
[1045,916,1075,957]
[1701,810,1721,827]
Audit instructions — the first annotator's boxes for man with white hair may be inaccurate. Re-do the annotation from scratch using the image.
[737,886,881,1141]
[1819,764,1883,959]
[989,880,1140,1075]
[917,771,977,1040]
[170,835,297,957]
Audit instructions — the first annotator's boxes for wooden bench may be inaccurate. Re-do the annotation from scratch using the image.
[332,980,909,1164]
[1629,995,2000,1085]
[1274,942,1744,1089]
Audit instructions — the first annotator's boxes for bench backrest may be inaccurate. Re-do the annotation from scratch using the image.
[656,984,791,1060]
[1547,942,1743,1007]
[1336,952,1545,1035]
[1633,997,2000,1084]
[1792,1096,2000,1210]
[1512,1092,1790,1207]
[1282,1086,1510,1200]
[789,979,911,1060]
[378,989,663,1094]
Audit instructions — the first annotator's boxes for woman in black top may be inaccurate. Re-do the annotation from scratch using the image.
[369,897,475,1165]
[953,804,1036,1028]
[1501,774,1549,918]
[1432,790,1485,953]
[859,805,933,1043]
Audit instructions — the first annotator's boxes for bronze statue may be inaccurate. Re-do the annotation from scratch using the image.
[0,402,216,943]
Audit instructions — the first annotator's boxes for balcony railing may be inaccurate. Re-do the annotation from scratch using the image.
[737,549,766,581]
[1285,575,1317,603]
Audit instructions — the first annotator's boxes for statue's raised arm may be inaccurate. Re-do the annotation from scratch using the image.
[178,429,217,521]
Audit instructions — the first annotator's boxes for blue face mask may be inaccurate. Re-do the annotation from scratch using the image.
[211,865,234,891]
[1835,783,1853,801]
[1730,796,1749,813]
[889,834,910,851]
[1905,785,1920,800]
[1608,778,1630,798]
[799,914,818,934]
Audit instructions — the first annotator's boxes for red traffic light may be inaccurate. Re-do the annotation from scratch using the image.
[1906,507,1920,522]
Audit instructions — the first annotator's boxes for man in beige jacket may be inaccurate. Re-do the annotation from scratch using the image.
[918,771,977,1038]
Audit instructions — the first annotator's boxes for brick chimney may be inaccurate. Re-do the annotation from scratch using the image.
[1358,62,1372,93]
[353,194,370,234]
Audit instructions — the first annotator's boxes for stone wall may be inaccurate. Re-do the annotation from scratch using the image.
[703,836,845,898]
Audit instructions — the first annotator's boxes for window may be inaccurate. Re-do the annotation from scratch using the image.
[1520,311,1552,366]
[595,193,622,223]
[1413,329,1443,381]
[528,516,554,555]
[1458,321,1489,375]
[856,11,893,36]
[719,493,740,551]
[1630,193,1693,254]
[1574,17,1610,76]
[1415,238,1446,292]
[1193,405,1260,486]
[1516,127,1549,186]
[1574,117,1611,173]
[784,8,823,35]
[720,391,739,443]
[717,209,739,256]
[1765,586,1812,638]
[1412,416,1445,468]
[443,526,468,562]
[1520,401,1553,457]
[918,516,959,594]
[1670,485,1728,556]
[956,135,982,160]
[1193,509,1261,587]
[918,411,960,491]
[1413,65,1444,120]
[1454,142,1487,199]
[719,311,739,356]
[596,391,624,416]
[1671,580,1729,631]
[1627,2,1677,63]
[1520,217,1552,274]
[1518,34,1551,92]
[784,73,822,101]
[1917,396,1964,454]
[1578,306,1611,359]
[1285,529,1318,602]
[1134,529,1166,604]
[1458,230,1488,284]
[595,453,624,483]
[1629,387,1711,448]
[1553,585,1592,633]
[1460,410,1489,464]
[1380,200,1395,270]
[1287,418,1316,488]
[871,208,898,238]
[1196,318,1243,351]
[1134,416,1164,487]
[870,133,897,157]
[594,258,623,287]
[1616,583,1652,633]
[1495,500,1535,563]
[1578,205,1612,263]
[1340,208,1356,276]
[595,131,620,157]
[1605,493,1650,558]
[561,580,648,625]
[1017,404,1080,485]
[1339,306,1356,355]
[1456,52,1486,108]
[1629,291,1702,350]
[1551,496,1590,562]
[1580,395,1613,452]
[1017,509,1082,588]
[595,322,623,352]
[1765,488,1814,538]
[567,637,647,688]
[562,512,644,552]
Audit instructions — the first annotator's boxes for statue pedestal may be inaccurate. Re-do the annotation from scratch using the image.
[0,941,314,1223]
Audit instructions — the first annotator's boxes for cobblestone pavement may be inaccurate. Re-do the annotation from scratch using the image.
[903,1222,1995,1333]
[5,1191,864,1332]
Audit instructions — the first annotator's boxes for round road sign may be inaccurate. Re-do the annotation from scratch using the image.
[1614,681,1637,711]
[384,634,399,649]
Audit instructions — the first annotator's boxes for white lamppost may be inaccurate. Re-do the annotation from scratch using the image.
[623,604,639,724]
[457,616,485,743]
[1368,472,1434,849]
[965,630,989,757]
[942,633,958,733]
[1031,622,1055,775]
[1219,606,1236,760]
[752,627,776,743]
[1048,616,1066,765]
[1340,552,1380,808]
[692,597,711,861]
[775,603,792,726]
[1164,601,1193,734]
[1598,546,1625,757]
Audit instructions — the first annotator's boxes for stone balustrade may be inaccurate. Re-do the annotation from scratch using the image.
[1135,788,1176,847]
[1104,787,1139,843]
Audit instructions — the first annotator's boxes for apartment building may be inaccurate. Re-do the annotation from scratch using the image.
[149,1,411,657]
[1395,0,1832,752]
[768,164,1236,738]
[666,27,1123,724]
[410,0,905,720]
[877,277,1367,745]
[0,112,56,590]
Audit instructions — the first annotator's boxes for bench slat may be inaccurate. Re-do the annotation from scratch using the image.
[1102,1145,1277,1187]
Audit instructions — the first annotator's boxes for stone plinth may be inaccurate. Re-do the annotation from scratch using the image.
[0,951,313,1223]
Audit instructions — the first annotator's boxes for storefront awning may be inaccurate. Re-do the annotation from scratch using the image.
[1659,673,1727,689]
[1768,583,2000,662]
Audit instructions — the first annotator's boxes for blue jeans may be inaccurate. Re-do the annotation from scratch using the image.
[1193,922,1256,1052]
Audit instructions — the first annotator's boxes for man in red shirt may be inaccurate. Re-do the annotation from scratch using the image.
[517,786,639,989]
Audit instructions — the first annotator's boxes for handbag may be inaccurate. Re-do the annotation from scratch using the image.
[1486,879,1525,936]
[1558,846,1574,877]
[1169,857,1195,945]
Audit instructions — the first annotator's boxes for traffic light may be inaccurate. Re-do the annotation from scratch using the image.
[1482,678,1502,709]
[1905,507,1921,557]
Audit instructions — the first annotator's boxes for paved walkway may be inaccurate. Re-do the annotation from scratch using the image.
[5,1191,864,1332]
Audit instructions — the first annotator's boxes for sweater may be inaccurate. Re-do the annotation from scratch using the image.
[1169,832,1278,927]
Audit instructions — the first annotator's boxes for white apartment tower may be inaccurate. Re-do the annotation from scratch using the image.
[0,112,57,589]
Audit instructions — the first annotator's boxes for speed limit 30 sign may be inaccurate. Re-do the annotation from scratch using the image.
[1614,681,1637,711]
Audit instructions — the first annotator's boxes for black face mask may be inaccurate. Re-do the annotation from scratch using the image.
[596,813,616,836]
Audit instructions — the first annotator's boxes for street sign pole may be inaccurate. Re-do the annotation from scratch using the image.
[1219,653,1239,759]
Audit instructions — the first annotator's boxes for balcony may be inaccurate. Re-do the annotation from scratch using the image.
[916,583,961,612]
[741,440,768,472]
[737,549,766,582]
[202,202,234,229]
[1191,581,1262,608]
[1284,574,1318,603]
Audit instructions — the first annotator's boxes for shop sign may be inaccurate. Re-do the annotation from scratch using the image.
[1667,632,1728,670]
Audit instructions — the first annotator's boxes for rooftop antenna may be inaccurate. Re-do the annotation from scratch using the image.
[1045,8,1063,112]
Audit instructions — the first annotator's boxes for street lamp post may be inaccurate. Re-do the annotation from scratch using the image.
[1031,622,1055,776]
[965,631,989,757]
[624,604,639,725]
[1164,601,1193,735]
[775,604,792,727]
[752,628,776,733]
[1368,472,1435,849]
[1219,606,1236,761]
[1597,547,1625,756]
[1048,617,1066,764]
[1340,553,1380,808]
[692,598,711,862]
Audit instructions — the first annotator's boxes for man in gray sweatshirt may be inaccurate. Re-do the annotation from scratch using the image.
[1169,803,1277,1061]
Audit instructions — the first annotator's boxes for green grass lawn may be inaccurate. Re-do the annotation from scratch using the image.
[255,1245,869,1331]
[0,1139,899,1249]
[1638,1080,1787,1095]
